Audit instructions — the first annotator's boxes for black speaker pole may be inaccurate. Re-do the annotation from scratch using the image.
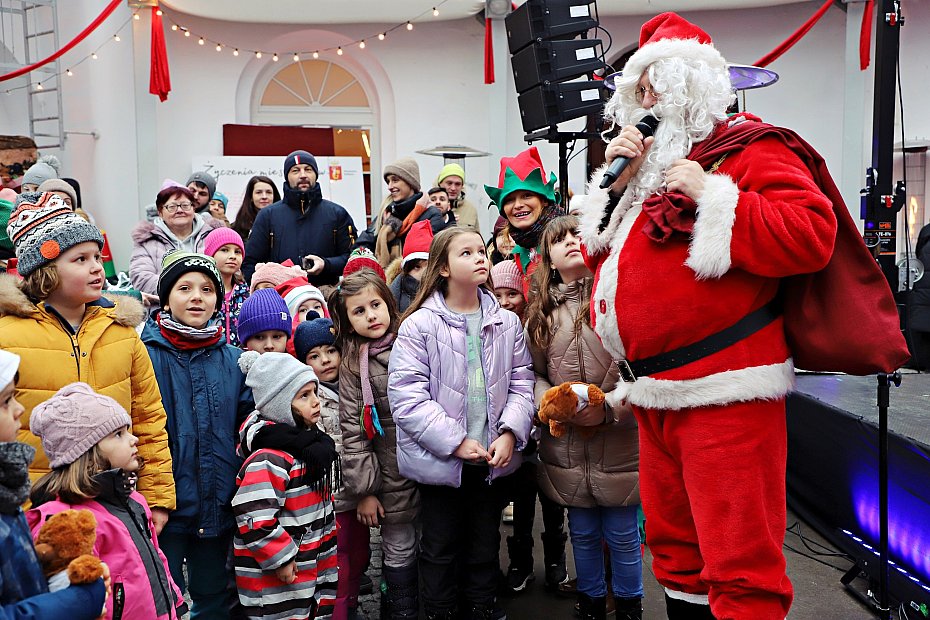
[559,139,570,211]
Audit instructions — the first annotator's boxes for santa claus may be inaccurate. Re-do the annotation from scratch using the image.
[579,12,839,620]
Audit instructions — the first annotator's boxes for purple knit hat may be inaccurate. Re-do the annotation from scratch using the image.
[491,260,522,292]
[30,382,132,468]
[237,288,293,345]
[203,227,245,259]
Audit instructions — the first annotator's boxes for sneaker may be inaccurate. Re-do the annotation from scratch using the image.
[502,502,514,524]
[504,563,536,593]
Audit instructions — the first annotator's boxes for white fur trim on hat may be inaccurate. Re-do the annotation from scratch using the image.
[685,173,739,280]
[622,38,727,85]
[402,252,429,268]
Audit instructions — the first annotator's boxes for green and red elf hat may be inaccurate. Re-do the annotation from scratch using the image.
[484,147,558,216]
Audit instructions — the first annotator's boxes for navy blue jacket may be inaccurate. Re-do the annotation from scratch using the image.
[141,318,254,538]
[242,183,357,285]
[1,509,106,619]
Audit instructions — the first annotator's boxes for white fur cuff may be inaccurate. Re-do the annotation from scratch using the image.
[580,163,631,256]
[685,173,739,279]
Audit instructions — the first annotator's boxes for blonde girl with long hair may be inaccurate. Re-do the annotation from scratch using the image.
[389,227,535,619]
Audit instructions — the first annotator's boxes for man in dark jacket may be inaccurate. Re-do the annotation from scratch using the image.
[243,150,357,285]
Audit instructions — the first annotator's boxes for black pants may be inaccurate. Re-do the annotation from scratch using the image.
[512,459,565,537]
[419,465,512,611]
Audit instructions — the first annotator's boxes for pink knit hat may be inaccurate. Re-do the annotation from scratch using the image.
[203,227,245,258]
[30,382,132,468]
[249,260,305,293]
[491,260,522,292]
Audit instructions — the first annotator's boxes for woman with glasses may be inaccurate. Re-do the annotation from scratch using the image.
[130,180,224,304]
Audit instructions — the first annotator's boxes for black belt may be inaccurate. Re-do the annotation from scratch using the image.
[617,299,781,383]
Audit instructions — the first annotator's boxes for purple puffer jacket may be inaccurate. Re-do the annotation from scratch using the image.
[388,288,535,487]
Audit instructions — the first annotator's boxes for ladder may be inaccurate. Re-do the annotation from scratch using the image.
[0,0,64,150]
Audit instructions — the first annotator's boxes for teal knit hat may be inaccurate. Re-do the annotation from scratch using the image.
[484,146,558,215]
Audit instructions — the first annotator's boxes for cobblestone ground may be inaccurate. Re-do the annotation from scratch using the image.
[355,528,383,619]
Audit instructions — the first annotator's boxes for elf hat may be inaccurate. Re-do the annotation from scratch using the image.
[343,247,385,281]
[484,147,558,216]
[401,220,433,268]
[6,192,103,276]
[621,12,726,85]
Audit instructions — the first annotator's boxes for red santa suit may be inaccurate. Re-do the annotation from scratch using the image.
[580,111,838,619]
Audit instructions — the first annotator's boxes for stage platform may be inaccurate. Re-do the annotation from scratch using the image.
[787,371,930,612]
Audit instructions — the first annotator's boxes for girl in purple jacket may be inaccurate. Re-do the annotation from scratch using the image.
[27,383,186,620]
[388,227,535,620]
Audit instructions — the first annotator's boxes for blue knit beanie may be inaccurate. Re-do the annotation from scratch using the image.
[294,311,336,362]
[283,150,318,177]
[237,288,292,345]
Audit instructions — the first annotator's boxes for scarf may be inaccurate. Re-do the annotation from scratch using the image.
[358,332,395,440]
[0,442,35,513]
[251,423,340,492]
[157,311,224,350]
[508,203,563,252]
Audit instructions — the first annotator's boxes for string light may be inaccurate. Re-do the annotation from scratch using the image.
[272,53,278,62]
[66,69,73,76]
[91,52,98,60]
[293,53,300,62]
[378,32,386,41]
[433,7,439,16]
[198,37,205,45]
[133,13,140,21]
[113,34,120,42]
[255,51,262,59]
[184,30,190,37]
[36,82,43,90]
[233,48,239,56]
[406,21,414,30]
[216,44,222,52]
[336,47,343,55]
[358,40,365,49]
[312,51,319,59]
[156,9,162,16]
[171,24,178,31]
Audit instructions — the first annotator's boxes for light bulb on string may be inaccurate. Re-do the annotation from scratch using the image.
[36,82,43,90]
[133,13,140,21]
[312,51,319,59]
[293,53,300,62]
[184,30,190,37]
[272,53,279,62]
[359,40,366,49]
[233,48,239,56]
[198,37,205,46]
[378,32,386,41]
[255,51,262,59]
[91,52,98,60]
[171,24,178,31]
[337,47,343,55]
[156,9,162,16]
[216,44,222,52]
[406,21,413,31]
[113,34,120,42]
[66,69,73,76]
[433,7,439,16]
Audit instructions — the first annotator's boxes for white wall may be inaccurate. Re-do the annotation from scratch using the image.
[2,1,928,271]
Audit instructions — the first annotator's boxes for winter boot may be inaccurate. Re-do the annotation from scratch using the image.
[614,595,643,620]
[577,593,607,620]
[541,531,569,591]
[664,593,715,619]
[425,608,457,620]
[468,602,507,620]
[503,535,535,594]
[383,563,419,619]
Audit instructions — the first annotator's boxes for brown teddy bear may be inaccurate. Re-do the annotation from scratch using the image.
[538,381,606,440]
[34,509,105,590]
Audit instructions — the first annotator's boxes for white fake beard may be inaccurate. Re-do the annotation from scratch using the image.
[627,102,693,204]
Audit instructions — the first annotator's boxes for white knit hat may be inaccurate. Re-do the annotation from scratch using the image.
[0,349,20,389]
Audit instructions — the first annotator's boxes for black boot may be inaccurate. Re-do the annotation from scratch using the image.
[504,535,535,594]
[468,602,507,620]
[541,531,569,591]
[665,593,715,619]
[577,593,606,620]
[425,608,457,620]
[383,563,419,619]
[614,595,643,620]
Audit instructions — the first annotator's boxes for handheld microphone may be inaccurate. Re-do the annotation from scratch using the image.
[599,115,660,189]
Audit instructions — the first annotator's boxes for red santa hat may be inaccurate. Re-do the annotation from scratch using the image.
[402,220,433,268]
[622,12,726,83]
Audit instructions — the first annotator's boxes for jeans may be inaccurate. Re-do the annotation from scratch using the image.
[419,465,512,610]
[159,531,234,620]
[567,505,643,599]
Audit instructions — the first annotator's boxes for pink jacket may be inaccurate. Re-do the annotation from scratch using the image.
[27,471,186,620]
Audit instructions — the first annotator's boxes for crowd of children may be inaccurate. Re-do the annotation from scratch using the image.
[0,150,643,620]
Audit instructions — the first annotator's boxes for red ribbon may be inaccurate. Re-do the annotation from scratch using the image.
[484,18,494,85]
[753,0,833,68]
[860,0,875,70]
[150,6,171,102]
[0,0,122,82]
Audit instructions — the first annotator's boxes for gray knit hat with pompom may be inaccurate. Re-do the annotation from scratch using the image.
[238,351,318,426]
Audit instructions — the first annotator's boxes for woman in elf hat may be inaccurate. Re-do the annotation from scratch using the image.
[485,147,563,295]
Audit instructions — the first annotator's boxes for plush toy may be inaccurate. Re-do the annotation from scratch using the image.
[538,381,606,440]
[34,509,105,591]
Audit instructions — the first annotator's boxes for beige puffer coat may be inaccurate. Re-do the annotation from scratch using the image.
[339,345,419,525]
[530,278,640,508]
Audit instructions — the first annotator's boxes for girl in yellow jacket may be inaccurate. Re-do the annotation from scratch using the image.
[0,192,175,529]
